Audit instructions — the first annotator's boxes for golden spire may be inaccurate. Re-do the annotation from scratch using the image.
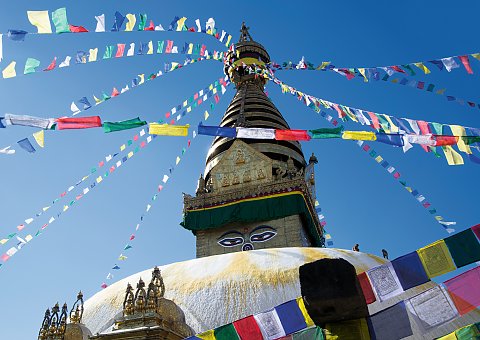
[123,283,135,316]
[69,291,84,324]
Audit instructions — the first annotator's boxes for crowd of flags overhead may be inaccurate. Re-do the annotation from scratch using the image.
[268,74,457,233]
[314,200,333,247]
[1,38,226,79]
[188,225,480,340]
[0,8,234,66]
[0,78,229,263]
[0,60,225,155]
[102,80,230,288]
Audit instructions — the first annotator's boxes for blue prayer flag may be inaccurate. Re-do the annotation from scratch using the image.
[399,78,408,85]
[78,97,92,110]
[429,60,444,70]
[168,16,180,31]
[111,11,125,31]
[0,118,5,128]
[112,265,120,270]
[375,133,403,147]
[391,251,429,290]
[367,301,413,340]
[7,30,28,41]
[275,300,308,334]
[17,138,36,153]
[75,51,86,64]
[468,154,480,165]
[198,123,236,138]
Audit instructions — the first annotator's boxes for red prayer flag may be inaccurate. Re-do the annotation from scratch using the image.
[101,283,108,289]
[188,27,196,32]
[417,120,432,153]
[458,55,474,74]
[1,254,10,262]
[69,25,89,33]
[144,20,154,31]
[115,44,125,58]
[472,224,480,240]
[111,87,120,97]
[434,135,458,146]
[44,57,57,71]
[444,266,480,315]
[275,129,311,141]
[165,40,174,53]
[390,65,406,73]
[233,316,263,340]
[55,116,102,130]
[200,44,207,56]
[358,272,376,304]
[130,234,135,240]
[165,112,171,118]
[367,111,380,130]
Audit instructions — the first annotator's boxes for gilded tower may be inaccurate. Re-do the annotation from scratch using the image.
[182,24,324,257]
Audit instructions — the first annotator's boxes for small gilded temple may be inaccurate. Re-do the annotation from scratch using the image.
[37,24,480,340]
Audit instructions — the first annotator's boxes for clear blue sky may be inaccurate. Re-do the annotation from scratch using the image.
[1,1,479,338]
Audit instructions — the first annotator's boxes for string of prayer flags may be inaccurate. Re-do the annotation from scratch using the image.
[103,118,147,133]
[444,266,480,316]
[56,116,101,130]
[417,240,457,278]
[149,123,189,136]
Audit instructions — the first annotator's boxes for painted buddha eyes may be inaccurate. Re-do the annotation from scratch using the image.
[217,226,277,249]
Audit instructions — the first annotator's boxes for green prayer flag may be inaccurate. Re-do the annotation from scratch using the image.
[213,324,240,340]
[102,92,111,101]
[157,41,164,54]
[103,118,147,133]
[430,122,443,135]
[463,136,480,145]
[455,323,480,339]
[309,126,344,139]
[24,58,41,74]
[35,231,41,237]
[402,64,416,76]
[382,74,390,81]
[127,140,133,146]
[124,245,132,250]
[293,326,325,340]
[444,229,480,267]
[426,83,435,92]
[103,45,114,59]
[51,7,70,33]
[138,14,147,30]
[7,233,16,239]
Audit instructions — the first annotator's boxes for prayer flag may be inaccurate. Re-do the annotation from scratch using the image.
[275,300,308,334]
[103,45,113,59]
[198,123,236,137]
[0,146,15,155]
[69,25,88,33]
[103,118,147,133]
[444,228,480,267]
[275,129,311,141]
[59,56,71,68]
[417,240,456,278]
[458,55,473,74]
[441,57,460,72]
[56,116,102,130]
[342,131,376,141]
[434,135,458,146]
[357,272,376,304]
[443,145,464,165]
[391,251,429,290]
[125,14,136,31]
[324,319,370,340]
[126,43,135,56]
[450,125,472,154]
[147,41,153,54]
[7,30,28,41]
[111,11,125,31]
[88,48,98,62]
[52,8,70,33]
[214,324,239,340]
[95,14,105,32]
[162,175,169,183]
[309,126,343,139]
[367,301,412,340]
[157,40,164,53]
[295,298,315,328]
[78,97,92,110]
[32,130,45,148]
[233,316,263,340]
[414,62,431,74]
[115,44,125,58]
[24,58,40,74]
[17,138,36,153]
[444,267,480,315]
[149,123,189,136]
[254,309,286,340]
[44,57,56,71]
[236,127,275,139]
[27,11,52,34]
[367,262,404,302]
[375,133,403,146]
[2,61,16,78]
[176,17,187,31]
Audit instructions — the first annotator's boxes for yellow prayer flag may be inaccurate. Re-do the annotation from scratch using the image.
[204,111,210,120]
[343,107,358,122]
[176,17,187,31]
[417,240,456,278]
[187,107,192,113]
[149,123,189,136]
[209,84,214,90]
[212,87,217,94]
[120,144,126,151]
[138,74,145,84]
[391,78,399,83]
[442,145,464,165]
[32,130,45,148]
[296,297,315,327]
[325,319,370,340]
[125,14,136,31]
[118,254,127,261]
[375,156,383,163]
[0,239,8,245]
[437,332,457,340]
[435,216,444,221]
[383,115,399,133]
[176,156,180,165]
[170,62,179,71]
[314,200,320,206]
[127,151,133,158]
[27,11,52,33]
[147,41,153,55]
[342,131,377,141]
[325,234,332,240]
[2,61,16,78]
[413,62,431,74]
[25,235,33,242]
[471,53,480,61]
[183,100,188,107]
[94,95,102,105]
[187,43,193,54]
[89,48,98,62]
[197,330,215,340]
[449,125,472,154]
[96,176,103,183]
[316,61,331,70]
[358,68,368,82]
[63,205,69,212]
[225,35,232,47]
[42,206,50,211]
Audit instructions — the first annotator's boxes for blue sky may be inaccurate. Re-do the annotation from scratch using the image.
[1,1,479,338]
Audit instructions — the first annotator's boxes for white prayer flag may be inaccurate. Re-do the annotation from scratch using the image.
[236,127,275,139]
[127,43,135,57]
[0,146,15,155]
[441,57,460,72]
[195,19,201,32]
[367,262,404,302]
[405,134,435,146]
[25,218,34,225]
[95,14,105,32]
[59,56,71,68]
[6,247,17,257]
[162,175,169,183]
[154,24,165,31]
[70,102,80,114]
[253,309,286,340]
